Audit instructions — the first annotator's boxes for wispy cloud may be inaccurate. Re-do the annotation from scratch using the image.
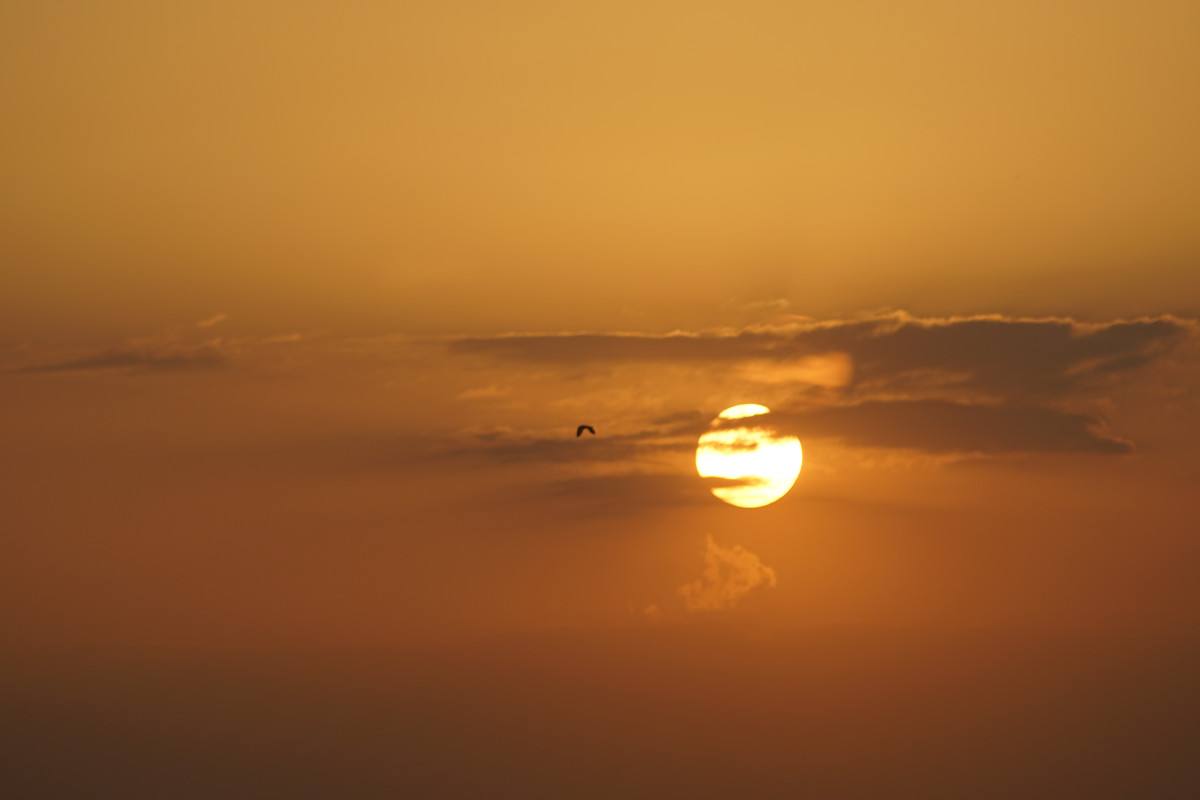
[720,400,1133,454]
[457,384,511,400]
[450,415,703,466]
[258,332,303,344]
[678,535,777,612]
[196,312,229,329]
[13,343,229,375]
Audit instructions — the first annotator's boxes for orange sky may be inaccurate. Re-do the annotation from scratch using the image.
[3,3,1200,796]
[4,1,1200,341]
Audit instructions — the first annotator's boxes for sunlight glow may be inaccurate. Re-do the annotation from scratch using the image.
[696,404,802,509]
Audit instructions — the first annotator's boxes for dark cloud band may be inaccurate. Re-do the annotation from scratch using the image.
[452,312,1192,400]
[725,400,1133,455]
[14,345,228,375]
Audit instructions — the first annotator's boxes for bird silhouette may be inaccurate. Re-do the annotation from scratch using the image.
[576,424,596,437]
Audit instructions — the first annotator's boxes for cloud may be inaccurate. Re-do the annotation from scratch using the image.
[453,416,703,465]
[641,603,663,621]
[14,340,231,374]
[734,297,791,316]
[451,312,1192,400]
[737,352,853,387]
[450,397,1134,464]
[678,535,777,612]
[8,327,307,376]
[258,332,303,344]
[457,398,1130,464]
[448,313,1194,458]
[725,400,1134,454]
[458,433,684,465]
[450,402,1131,465]
[14,344,229,375]
[457,384,511,400]
[521,473,758,517]
[196,312,229,329]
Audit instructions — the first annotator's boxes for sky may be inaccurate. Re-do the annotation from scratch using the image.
[3,2,1200,797]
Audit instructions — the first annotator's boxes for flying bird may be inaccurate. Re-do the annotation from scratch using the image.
[576,424,596,437]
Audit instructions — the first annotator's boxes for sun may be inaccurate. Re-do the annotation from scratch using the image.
[695,404,802,508]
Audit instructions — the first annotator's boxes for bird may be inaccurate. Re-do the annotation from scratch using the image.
[576,424,596,437]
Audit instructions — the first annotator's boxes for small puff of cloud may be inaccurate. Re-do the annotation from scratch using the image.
[678,535,777,612]
[196,312,229,329]
[457,384,512,401]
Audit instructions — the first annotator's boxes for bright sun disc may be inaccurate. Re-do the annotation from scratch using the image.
[695,404,802,509]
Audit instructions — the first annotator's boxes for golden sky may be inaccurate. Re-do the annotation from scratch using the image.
[3,2,1200,796]
[4,0,1200,340]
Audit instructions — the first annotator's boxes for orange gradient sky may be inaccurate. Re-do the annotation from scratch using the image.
[4,1,1200,341]
[3,3,1200,797]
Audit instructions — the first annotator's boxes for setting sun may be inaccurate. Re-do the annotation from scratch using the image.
[695,404,803,509]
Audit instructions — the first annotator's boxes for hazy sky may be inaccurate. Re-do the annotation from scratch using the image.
[3,3,1200,797]
[4,0,1200,341]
